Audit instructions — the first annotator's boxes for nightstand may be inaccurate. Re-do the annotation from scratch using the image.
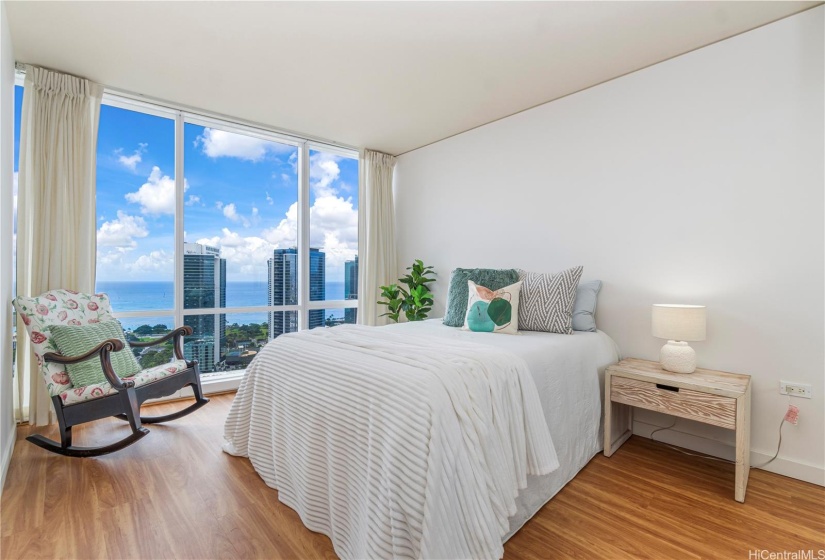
[604,358,752,502]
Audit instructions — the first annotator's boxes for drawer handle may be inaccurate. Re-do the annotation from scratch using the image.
[656,384,679,392]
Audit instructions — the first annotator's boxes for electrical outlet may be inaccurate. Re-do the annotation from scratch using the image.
[780,381,812,399]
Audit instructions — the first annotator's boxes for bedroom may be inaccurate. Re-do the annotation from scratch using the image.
[0,1,823,559]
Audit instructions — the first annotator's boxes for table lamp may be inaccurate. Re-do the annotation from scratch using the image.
[651,304,706,373]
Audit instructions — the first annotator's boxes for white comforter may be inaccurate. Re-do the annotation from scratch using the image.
[223,324,559,559]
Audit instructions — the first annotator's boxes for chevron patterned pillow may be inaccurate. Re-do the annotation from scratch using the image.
[517,266,583,334]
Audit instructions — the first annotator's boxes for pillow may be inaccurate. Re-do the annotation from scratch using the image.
[463,280,522,335]
[517,266,583,334]
[443,268,520,327]
[572,280,602,332]
[48,320,141,388]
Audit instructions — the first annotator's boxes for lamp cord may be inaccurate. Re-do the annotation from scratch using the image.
[649,415,786,469]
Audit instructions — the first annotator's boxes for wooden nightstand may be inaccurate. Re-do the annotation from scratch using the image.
[604,358,752,502]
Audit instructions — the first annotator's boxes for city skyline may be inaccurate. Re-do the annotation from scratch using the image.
[176,241,355,373]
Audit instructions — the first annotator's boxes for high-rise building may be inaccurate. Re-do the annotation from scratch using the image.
[183,242,226,372]
[268,247,325,337]
[344,256,358,324]
[183,339,215,370]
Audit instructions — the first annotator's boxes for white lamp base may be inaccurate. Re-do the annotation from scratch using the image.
[659,340,696,373]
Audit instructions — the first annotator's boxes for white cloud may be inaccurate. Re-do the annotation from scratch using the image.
[261,202,298,248]
[185,194,201,206]
[96,211,154,279]
[97,211,149,248]
[310,152,341,197]
[199,190,358,282]
[222,203,241,222]
[309,195,358,273]
[215,201,224,210]
[196,228,276,277]
[265,192,274,205]
[260,193,358,279]
[116,143,147,172]
[222,202,259,228]
[128,250,174,274]
[196,128,293,162]
[125,166,187,215]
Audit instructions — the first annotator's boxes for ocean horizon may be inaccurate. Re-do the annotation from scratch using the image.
[97,281,348,330]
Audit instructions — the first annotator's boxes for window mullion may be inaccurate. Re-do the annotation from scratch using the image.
[298,142,310,330]
[174,111,185,330]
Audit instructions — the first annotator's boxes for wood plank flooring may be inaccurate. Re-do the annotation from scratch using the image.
[1,393,823,559]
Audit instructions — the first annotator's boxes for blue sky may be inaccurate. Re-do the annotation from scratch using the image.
[96,108,359,285]
[12,87,359,286]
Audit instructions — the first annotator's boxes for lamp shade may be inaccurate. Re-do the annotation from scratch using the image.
[651,304,706,342]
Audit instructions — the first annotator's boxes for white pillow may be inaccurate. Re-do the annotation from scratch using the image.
[463,280,522,335]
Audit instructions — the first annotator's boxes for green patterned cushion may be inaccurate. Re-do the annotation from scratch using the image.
[48,320,141,388]
[463,280,522,335]
[443,268,520,327]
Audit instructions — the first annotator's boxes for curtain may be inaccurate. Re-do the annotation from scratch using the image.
[357,149,397,326]
[14,65,102,425]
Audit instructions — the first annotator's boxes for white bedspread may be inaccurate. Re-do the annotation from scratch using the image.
[385,320,621,541]
[223,324,559,559]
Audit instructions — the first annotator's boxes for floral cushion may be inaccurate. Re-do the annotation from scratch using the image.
[58,359,190,406]
[13,290,114,396]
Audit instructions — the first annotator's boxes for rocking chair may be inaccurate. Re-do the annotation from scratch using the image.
[13,289,209,457]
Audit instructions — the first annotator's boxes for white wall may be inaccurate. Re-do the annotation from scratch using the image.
[0,0,15,491]
[395,7,824,485]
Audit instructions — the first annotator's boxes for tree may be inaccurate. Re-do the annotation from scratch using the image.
[134,324,154,336]
[139,345,174,369]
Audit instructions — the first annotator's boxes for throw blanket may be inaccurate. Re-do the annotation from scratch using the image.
[223,325,559,559]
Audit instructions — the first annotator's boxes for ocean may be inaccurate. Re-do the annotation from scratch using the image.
[97,281,347,331]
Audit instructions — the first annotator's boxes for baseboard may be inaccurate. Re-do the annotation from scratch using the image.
[633,419,825,487]
[1,424,16,493]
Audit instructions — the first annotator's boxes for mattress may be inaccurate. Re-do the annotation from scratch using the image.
[384,320,621,541]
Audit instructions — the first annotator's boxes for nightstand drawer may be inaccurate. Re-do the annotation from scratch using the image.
[610,376,737,429]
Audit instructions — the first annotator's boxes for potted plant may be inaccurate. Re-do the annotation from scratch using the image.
[378,260,436,322]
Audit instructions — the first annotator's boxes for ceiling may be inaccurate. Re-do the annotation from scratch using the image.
[5,1,819,155]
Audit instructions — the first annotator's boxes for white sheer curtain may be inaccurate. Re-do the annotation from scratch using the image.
[357,149,397,326]
[14,65,102,425]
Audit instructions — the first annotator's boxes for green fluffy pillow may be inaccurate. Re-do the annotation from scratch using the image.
[49,320,141,388]
[443,268,520,327]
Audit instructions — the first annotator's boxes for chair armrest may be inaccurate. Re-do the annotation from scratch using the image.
[44,339,134,390]
[128,326,192,360]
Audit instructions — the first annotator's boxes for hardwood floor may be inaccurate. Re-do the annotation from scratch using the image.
[1,393,823,559]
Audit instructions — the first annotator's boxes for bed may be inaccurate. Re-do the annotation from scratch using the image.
[223,319,620,559]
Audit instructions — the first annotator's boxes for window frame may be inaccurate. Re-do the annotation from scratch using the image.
[96,92,360,376]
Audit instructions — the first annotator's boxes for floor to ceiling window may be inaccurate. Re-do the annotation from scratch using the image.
[90,95,359,379]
